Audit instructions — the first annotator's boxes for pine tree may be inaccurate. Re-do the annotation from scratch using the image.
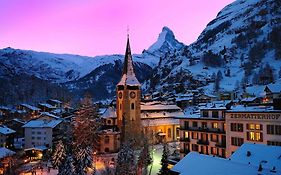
[59,154,75,175]
[52,140,66,169]
[137,139,152,175]
[158,143,170,175]
[74,146,93,175]
[116,142,136,175]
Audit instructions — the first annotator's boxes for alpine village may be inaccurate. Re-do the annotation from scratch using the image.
[0,0,281,175]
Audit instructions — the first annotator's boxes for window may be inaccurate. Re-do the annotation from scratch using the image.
[212,122,218,129]
[267,141,281,146]
[184,132,189,139]
[231,137,244,146]
[168,128,171,138]
[202,122,207,129]
[247,124,263,130]
[37,131,41,134]
[230,123,243,132]
[192,122,198,127]
[211,147,218,155]
[267,125,281,135]
[105,148,109,152]
[212,111,219,118]
[192,144,198,151]
[32,132,35,134]
[192,132,198,139]
[32,137,35,140]
[107,120,112,125]
[37,137,41,140]
[131,103,135,110]
[105,136,110,144]
[247,132,263,142]
[184,121,189,129]
[211,134,218,142]
[203,111,208,117]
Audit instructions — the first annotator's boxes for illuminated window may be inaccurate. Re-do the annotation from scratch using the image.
[184,132,189,139]
[247,123,262,130]
[211,134,218,142]
[247,132,262,142]
[212,122,218,129]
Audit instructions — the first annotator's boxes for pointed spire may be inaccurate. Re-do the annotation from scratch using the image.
[117,35,140,86]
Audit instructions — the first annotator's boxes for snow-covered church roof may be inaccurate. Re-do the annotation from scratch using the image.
[117,37,140,86]
[101,106,117,119]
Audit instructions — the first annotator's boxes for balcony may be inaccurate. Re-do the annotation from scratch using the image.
[179,137,190,142]
[197,139,209,145]
[181,127,225,134]
[215,142,226,148]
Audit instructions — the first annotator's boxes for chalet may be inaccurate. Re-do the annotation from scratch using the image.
[47,99,63,108]
[193,94,217,104]
[17,104,40,117]
[240,97,261,106]
[4,119,26,139]
[264,84,281,103]
[0,125,15,149]
[38,103,56,112]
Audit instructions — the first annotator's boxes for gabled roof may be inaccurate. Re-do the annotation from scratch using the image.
[117,37,140,86]
[101,107,117,119]
[0,125,16,135]
[22,119,62,128]
[0,147,15,159]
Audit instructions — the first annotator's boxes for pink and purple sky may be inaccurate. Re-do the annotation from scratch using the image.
[0,0,234,56]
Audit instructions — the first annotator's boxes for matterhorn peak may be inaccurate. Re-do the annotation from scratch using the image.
[147,26,184,53]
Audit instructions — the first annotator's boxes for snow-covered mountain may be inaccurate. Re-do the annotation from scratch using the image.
[145,0,281,95]
[1,0,281,104]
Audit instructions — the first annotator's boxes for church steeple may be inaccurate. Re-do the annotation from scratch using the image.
[117,36,140,86]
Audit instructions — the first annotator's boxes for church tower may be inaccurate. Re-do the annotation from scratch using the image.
[116,36,141,143]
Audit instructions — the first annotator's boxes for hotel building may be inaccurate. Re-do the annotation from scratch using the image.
[178,102,228,158]
[225,105,281,157]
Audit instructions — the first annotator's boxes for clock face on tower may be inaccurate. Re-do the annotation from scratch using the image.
[130,91,136,99]
[118,92,122,99]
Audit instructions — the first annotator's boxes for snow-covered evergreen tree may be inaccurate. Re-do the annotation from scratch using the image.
[59,154,75,175]
[74,146,94,175]
[137,139,152,175]
[116,142,136,175]
[158,143,170,175]
[52,140,66,169]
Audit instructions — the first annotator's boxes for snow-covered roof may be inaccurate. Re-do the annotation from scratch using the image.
[0,147,15,159]
[38,103,56,109]
[141,103,181,111]
[0,125,16,135]
[48,99,62,104]
[246,86,266,97]
[265,83,281,93]
[12,118,26,124]
[241,97,259,102]
[141,111,184,119]
[172,143,281,175]
[25,145,47,151]
[20,104,40,111]
[231,143,281,172]
[228,105,281,113]
[40,112,60,119]
[142,118,179,126]
[22,119,62,128]
[101,107,117,119]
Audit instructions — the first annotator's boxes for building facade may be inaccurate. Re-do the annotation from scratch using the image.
[178,104,227,158]
[225,105,281,157]
[22,119,62,149]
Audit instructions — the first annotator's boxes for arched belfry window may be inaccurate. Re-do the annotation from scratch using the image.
[131,103,135,110]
